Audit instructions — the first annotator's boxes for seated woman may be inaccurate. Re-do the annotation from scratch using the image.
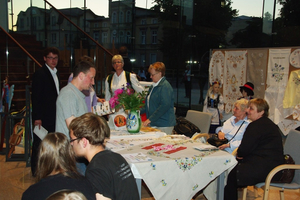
[46,190,87,200]
[215,99,250,153]
[141,62,176,135]
[224,98,284,200]
[22,132,96,200]
[105,54,144,101]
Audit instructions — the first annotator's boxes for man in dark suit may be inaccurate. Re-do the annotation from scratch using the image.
[31,47,60,176]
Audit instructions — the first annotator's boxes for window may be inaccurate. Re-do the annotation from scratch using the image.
[52,16,56,26]
[141,19,147,25]
[151,30,158,44]
[20,19,24,28]
[111,30,117,43]
[119,11,124,23]
[27,17,29,27]
[150,54,157,64]
[140,54,146,67]
[126,31,131,44]
[38,17,41,26]
[152,18,158,24]
[51,33,57,44]
[140,30,146,44]
[112,12,117,23]
[119,31,124,44]
[94,31,99,41]
[64,34,68,43]
[32,17,36,30]
[102,32,108,43]
[94,23,99,28]
[103,22,107,27]
[126,10,131,23]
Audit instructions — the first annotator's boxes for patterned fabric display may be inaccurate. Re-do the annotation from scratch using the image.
[247,49,268,98]
[264,49,291,124]
[223,51,247,113]
[209,51,225,84]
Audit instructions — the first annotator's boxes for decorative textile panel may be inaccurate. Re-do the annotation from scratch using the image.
[223,51,247,113]
[264,49,291,124]
[209,51,225,84]
[247,49,268,99]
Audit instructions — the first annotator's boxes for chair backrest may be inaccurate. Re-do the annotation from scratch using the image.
[284,129,300,184]
[185,110,213,133]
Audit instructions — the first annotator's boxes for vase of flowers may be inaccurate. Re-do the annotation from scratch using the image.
[109,83,146,133]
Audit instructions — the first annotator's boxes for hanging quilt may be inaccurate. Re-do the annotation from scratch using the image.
[223,50,247,113]
[247,49,268,99]
[264,49,291,124]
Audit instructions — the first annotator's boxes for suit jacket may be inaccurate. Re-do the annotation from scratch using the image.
[32,64,60,132]
[236,117,284,186]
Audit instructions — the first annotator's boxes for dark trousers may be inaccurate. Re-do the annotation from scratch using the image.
[30,133,41,176]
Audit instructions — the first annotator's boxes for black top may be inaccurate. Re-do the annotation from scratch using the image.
[22,173,96,200]
[236,117,284,185]
[86,150,139,200]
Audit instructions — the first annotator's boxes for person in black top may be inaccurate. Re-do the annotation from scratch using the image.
[69,113,139,200]
[22,132,95,200]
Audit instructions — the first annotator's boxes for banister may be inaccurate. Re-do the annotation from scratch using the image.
[0,26,42,68]
[45,0,114,57]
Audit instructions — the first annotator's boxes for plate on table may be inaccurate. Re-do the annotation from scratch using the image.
[140,126,161,132]
[290,49,300,68]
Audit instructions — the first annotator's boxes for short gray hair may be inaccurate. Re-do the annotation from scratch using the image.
[234,98,248,111]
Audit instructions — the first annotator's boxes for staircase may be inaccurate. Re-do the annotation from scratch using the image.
[0,31,70,112]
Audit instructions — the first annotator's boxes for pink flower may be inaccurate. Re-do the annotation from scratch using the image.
[109,96,119,108]
[114,89,123,96]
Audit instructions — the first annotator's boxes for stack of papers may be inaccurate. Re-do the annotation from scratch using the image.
[193,144,218,151]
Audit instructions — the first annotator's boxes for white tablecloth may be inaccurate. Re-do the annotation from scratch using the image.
[108,134,237,200]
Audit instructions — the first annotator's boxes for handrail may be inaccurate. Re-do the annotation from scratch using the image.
[0,26,42,68]
[45,0,114,57]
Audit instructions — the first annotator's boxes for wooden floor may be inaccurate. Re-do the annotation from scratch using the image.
[0,147,299,200]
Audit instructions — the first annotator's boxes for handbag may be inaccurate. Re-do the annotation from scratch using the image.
[207,121,245,147]
[174,117,200,138]
[274,154,295,183]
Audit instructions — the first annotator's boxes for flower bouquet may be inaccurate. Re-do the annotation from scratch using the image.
[109,83,146,111]
[109,83,147,133]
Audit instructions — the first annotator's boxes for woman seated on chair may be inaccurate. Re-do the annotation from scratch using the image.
[22,132,96,200]
[215,99,250,154]
[224,98,284,200]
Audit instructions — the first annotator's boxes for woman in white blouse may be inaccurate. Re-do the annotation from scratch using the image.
[105,54,144,101]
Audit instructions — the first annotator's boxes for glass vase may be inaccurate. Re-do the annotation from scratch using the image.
[126,110,141,134]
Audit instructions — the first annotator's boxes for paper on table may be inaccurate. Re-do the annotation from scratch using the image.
[122,153,153,163]
[193,143,218,151]
[33,125,48,140]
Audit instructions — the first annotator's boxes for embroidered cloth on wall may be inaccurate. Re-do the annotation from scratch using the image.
[264,49,291,124]
[223,51,247,113]
[247,49,268,99]
[209,51,225,84]
[283,70,300,108]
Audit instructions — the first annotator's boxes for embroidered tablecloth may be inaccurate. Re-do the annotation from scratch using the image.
[113,137,237,200]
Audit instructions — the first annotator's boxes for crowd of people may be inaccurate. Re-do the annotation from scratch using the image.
[27,46,286,200]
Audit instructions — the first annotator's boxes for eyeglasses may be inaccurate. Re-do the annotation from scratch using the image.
[47,56,58,60]
[113,61,122,64]
[70,137,82,143]
[150,73,159,77]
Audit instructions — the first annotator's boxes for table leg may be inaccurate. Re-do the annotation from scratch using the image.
[136,178,142,199]
[217,171,225,200]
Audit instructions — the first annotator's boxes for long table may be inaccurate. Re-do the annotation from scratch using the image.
[107,130,237,200]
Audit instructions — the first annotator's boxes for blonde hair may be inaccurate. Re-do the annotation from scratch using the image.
[235,99,248,112]
[112,54,124,64]
[35,132,80,181]
[46,190,87,200]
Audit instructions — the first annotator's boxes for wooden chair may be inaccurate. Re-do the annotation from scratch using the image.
[185,110,213,134]
[242,129,300,200]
